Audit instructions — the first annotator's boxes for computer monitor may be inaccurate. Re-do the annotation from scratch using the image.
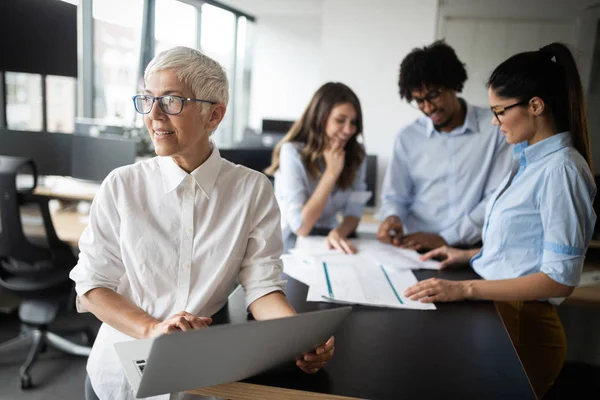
[0,129,136,186]
[71,134,137,182]
[365,155,377,208]
[75,118,126,136]
[261,119,294,134]
[0,129,72,177]
[219,148,273,175]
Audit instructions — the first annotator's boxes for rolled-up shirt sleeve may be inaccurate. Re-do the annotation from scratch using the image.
[69,171,125,311]
[277,143,309,233]
[540,165,596,287]
[238,174,287,309]
[343,157,368,218]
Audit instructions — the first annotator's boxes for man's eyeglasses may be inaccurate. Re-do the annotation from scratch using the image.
[490,101,528,123]
[132,95,216,115]
[409,88,443,109]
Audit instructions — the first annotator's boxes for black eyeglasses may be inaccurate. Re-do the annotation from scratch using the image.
[490,101,528,122]
[132,94,217,115]
[409,88,443,109]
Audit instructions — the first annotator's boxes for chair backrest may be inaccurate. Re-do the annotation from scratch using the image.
[0,156,51,263]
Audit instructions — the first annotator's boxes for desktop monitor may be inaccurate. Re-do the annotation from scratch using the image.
[71,134,137,182]
[365,155,377,208]
[219,148,273,175]
[75,118,126,137]
[0,129,72,177]
[261,119,294,134]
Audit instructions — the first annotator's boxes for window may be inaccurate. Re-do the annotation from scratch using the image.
[92,0,144,124]
[201,3,237,146]
[5,72,42,131]
[0,0,256,149]
[154,0,198,55]
[47,75,76,133]
[232,17,255,145]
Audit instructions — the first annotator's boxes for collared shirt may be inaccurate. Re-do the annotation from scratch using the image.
[379,101,512,246]
[471,132,596,297]
[69,145,286,400]
[274,142,367,245]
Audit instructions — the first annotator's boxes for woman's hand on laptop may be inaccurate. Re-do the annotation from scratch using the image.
[145,311,212,338]
[296,336,335,374]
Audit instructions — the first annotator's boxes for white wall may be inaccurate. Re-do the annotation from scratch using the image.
[247,15,322,131]
[320,0,439,208]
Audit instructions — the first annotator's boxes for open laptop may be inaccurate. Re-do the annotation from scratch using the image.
[114,306,352,398]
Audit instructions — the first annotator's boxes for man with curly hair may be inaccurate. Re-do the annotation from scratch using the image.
[377,40,512,251]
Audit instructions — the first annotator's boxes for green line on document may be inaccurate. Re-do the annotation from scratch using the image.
[323,262,334,299]
[380,265,403,304]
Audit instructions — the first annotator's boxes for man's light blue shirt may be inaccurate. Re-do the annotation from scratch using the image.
[380,102,512,246]
[471,132,596,290]
[274,142,367,244]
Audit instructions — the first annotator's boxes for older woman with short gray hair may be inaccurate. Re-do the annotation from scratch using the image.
[71,46,334,400]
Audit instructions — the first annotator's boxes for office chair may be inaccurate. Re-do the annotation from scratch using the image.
[0,156,91,389]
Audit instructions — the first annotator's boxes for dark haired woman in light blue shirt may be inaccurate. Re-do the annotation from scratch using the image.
[266,82,367,254]
[404,42,596,399]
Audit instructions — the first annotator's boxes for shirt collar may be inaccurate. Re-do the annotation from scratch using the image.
[515,131,572,165]
[425,99,476,137]
[158,143,222,199]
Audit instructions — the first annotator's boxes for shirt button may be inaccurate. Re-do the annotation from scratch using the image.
[185,227,193,236]
[184,262,190,269]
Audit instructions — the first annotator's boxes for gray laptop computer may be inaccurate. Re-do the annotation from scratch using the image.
[114,306,352,398]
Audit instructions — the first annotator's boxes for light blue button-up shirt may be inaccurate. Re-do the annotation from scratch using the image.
[380,102,512,246]
[274,142,367,244]
[471,132,596,290]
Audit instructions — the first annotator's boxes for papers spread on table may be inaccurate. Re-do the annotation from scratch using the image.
[290,236,441,270]
[283,237,438,310]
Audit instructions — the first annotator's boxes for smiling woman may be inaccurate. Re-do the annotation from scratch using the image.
[70,47,335,400]
[136,47,229,172]
[265,82,368,253]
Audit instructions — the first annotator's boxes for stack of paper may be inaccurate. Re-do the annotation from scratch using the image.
[283,237,437,311]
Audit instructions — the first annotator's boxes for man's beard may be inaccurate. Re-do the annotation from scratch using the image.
[430,111,453,131]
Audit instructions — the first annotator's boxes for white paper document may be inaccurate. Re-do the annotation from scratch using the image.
[357,240,441,271]
[281,254,316,286]
[291,237,441,270]
[307,254,435,310]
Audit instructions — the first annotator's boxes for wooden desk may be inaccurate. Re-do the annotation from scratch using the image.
[33,186,96,202]
[566,261,600,306]
[190,271,536,400]
[22,208,87,248]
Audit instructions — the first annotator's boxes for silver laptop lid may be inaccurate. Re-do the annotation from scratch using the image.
[137,306,352,398]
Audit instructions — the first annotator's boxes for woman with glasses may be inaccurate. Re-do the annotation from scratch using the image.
[265,82,367,254]
[70,47,334,400]
[404,42,596,399]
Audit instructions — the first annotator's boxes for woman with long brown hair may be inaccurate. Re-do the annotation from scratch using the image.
[265,82,367,253]
[404,42,596,399]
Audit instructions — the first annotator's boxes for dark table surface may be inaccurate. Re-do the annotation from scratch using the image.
[212,268,536,400]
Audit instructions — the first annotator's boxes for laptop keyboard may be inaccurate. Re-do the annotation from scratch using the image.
[135,359,147,375]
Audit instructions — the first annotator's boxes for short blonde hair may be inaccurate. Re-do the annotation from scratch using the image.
[144,46,229,109]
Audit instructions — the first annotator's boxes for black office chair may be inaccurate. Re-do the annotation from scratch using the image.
[0,156,91,389]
